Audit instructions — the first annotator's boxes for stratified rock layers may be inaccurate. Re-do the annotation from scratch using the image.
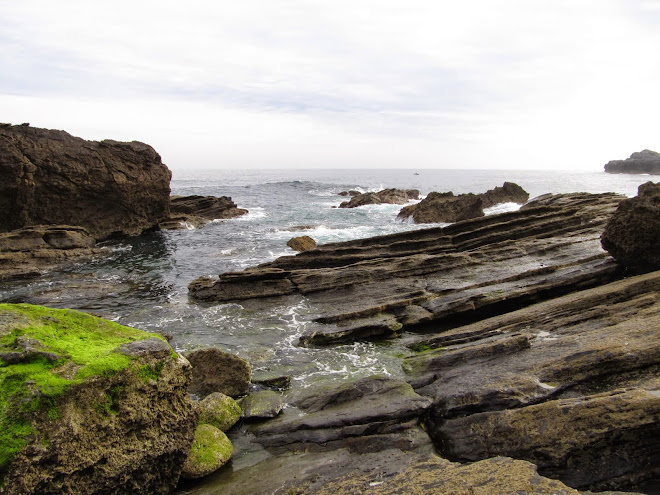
[0,125,171,240]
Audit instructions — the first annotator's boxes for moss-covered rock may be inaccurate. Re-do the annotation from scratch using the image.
[199,392,241,432]
[0,303,198,494]
[240,390,283,421]
[181,424,233,480]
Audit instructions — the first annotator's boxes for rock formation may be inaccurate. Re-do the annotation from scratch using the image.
[601,181,660,271]
[338,188,420,208]
[0,124,172,240]
[0,303,198,494]
[160,195,248,230]
[186,348,251,398]
[187,191,660,489]
[397,182,529,223]
[604,149,660,174]
[287,235,317,252]
[0,226,104,281]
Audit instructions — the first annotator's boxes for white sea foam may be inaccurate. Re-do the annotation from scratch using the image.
[235,206,267,221]
[483,202,523,215]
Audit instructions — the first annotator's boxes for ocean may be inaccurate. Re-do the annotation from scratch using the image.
[1,168,657,392]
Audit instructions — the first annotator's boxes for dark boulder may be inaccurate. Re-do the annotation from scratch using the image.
[186,348,251,398]
[604,149,660,174]
[601,181,660,271]
[0,124,171,240]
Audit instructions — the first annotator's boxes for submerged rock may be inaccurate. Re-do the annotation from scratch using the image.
[0,124,171,240]
[397,182,529,223]
[604,149,660,174]
[338,188,419,208]
[0,303,198,494]
[286,235,317,252]
[240,390,283,421]
[160,195,248,230]
[601,181,660,271]
[186,348,251,398]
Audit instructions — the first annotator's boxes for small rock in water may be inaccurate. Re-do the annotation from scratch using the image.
[240,390,284,421]
[186,348,251,398]
[181,424,233,480]
[199,392,242,432]
[287,235,317,252]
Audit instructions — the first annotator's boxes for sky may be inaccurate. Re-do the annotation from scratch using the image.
[1,1,659,171]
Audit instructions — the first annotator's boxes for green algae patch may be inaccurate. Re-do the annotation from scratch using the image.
[0,303,169,478]
[181,424,233,479]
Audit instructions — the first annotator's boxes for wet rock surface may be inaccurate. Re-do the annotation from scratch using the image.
[185,191,660,490]
[0,225,104,281]
[0,124,171,240]
[604,149,660,174]
[286,235,317,252]
[397,181,529,223]
[160,195,248,230]
[601,181,660,271]
[186,348,252,398]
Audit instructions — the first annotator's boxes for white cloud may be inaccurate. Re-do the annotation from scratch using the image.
[1,0,659,170]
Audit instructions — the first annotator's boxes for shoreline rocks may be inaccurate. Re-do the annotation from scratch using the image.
[338,188,419,208]
[0,124,172,240]
[604,149,660,174]
[286,235,317,252]
[0,303,198,494]
[397,182,529,223]
[160,195,248,230]
[601,181,660,272]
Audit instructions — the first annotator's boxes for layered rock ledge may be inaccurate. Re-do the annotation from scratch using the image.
[160,195,248,230]
[338,188,419,208]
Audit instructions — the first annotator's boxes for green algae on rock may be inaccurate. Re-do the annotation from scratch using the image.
[0,303,198,494]
[199,392,242,432]
[181,424,233,480]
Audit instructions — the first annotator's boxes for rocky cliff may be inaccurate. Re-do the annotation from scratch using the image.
[0,124,172,240]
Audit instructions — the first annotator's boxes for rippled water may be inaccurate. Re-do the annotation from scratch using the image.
[1,168,657,391]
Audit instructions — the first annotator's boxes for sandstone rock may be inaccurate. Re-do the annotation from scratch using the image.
[160,195,248,230]
[286,235,317,252]
[604,149,660,174]
[199,392,242,432]
[0,304,197,494]
[186,348,251,398]
[0,225,103,281]
[0,125,171,240]
[240,390,284,420]
[601,181,660,271]
[180,424,233,480]
[338,188,419,208]
[397,182,529,223]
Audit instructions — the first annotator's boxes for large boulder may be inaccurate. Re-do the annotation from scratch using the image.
[0,124,171,240]
[0,303,198,494]
[604,149,660,174]
[397,182,529,224]
[180,424,233,480]
[601,181,660,271]
[287,235,317,252]
[186,348,251,398]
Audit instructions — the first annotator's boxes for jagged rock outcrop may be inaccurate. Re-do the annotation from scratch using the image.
[159,195,247,230]
[397,182,529,223]
[604,149,660,174]
[0,226,104,281]
[0,304,198,495]
[339,188,419,208]
[287,235,317,252]
[338,190,360,197]
[601,181,660,271]
[0,124,171,240]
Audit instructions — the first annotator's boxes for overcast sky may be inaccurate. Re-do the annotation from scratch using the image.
[1,1,659,171]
